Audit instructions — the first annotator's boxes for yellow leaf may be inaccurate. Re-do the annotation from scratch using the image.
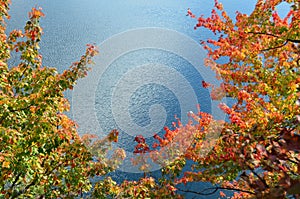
[3,161,10,168]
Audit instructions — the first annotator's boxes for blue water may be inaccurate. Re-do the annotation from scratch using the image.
[7,0,277,198]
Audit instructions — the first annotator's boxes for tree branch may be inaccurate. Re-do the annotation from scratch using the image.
[247,31,280,38]
[10,173,22,190]
[261,41,288,51]
[246,31,300,51]
[11,177,38,199]
[0,104,32,124]
[177,187,218,195]
[177,186,255,196]
[250,169,269,189]
[287,39,300,43]
[247,31,300,43]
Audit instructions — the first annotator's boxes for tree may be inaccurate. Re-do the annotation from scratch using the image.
[0,1,125,198]
[164,0,299,198]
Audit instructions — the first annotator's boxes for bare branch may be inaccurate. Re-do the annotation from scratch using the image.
[250,169,269,189]
[177,186,255,196]
[287,39,300,43]
[261,41,288,51]
[247,31,300,43]
[247,31,280,38]
[246,31,300,51]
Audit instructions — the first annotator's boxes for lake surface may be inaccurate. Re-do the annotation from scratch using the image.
[7,0,270,198]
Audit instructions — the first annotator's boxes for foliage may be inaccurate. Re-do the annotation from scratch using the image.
[92,176,180,199]
[169,0,299,198]
[1,0,300,198]
[0,1,125,198]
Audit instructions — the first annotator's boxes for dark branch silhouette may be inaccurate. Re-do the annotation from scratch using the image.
[261,41,288,51]
[247,31,300,43]
[246,31,300,51]
[249,168,269,189]
[177,186,255,196]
